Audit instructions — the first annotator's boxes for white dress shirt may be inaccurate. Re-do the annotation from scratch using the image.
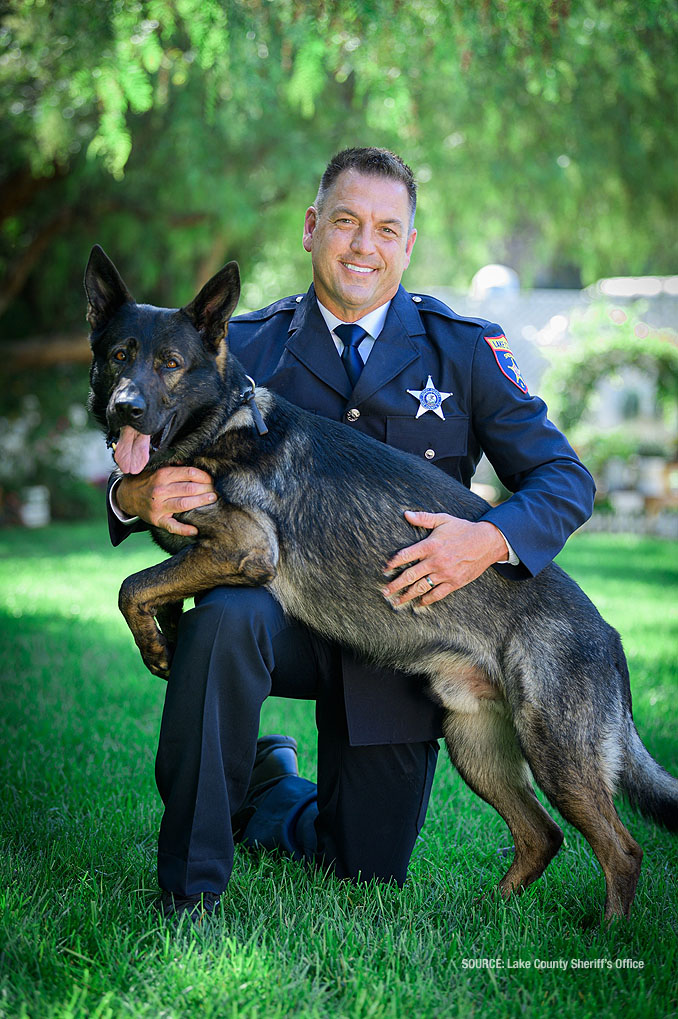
[316,298,391,364]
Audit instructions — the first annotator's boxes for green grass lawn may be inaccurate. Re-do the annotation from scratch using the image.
[1,523,677,1019]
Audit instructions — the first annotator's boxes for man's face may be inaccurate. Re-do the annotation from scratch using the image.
[302,170,417,321]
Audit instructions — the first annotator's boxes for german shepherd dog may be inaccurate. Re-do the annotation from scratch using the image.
[85,245,677,923]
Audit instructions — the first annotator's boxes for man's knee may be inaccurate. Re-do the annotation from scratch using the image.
[188,585,285,640]
[196,585,281,619]
[315,739,439,885]
[165,586,288,689]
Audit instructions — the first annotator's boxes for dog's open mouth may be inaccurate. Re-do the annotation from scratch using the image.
[112,416,176,475]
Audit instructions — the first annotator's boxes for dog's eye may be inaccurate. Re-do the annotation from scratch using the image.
[113,350,127,362]
[165,358,180,370]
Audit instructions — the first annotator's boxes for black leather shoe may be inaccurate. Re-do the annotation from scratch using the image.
[232,734,299,840]
[157,890,221,922]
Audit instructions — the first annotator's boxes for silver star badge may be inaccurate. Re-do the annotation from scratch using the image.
[407,376,453,420]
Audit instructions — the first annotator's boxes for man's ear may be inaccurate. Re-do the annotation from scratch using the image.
[403,228,417,271]
[302,207,317,252]
[84,245,134,333]
[182,261,241,349]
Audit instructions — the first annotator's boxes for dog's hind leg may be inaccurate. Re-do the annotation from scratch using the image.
[513,706,643,923]
[442,703,564,898]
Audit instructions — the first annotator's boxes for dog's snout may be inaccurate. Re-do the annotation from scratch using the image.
[110,379,148,423]
[114,392,146,419]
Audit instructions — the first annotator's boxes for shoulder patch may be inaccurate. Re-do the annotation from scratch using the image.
[484,334,529,394]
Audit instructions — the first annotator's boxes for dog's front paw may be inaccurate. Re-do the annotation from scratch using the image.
[137,635,173,681]
[144,652,171,681]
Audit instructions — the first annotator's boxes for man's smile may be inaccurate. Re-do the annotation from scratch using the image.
[341,261,377,275]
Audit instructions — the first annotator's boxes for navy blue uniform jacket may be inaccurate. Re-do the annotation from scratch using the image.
[108,283,595,745]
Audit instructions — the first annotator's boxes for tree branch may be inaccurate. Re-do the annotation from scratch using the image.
[5,332,91,368]
[0,208,76,318]
[0,163,69,226]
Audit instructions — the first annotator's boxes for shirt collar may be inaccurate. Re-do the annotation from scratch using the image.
[316,297,391,340]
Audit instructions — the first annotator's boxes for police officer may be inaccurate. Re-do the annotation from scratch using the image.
[109,147,595,919]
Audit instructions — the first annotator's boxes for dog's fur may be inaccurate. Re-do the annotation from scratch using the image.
[85,245,678,922]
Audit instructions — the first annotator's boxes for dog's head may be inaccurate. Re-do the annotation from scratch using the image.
[84,245,240,474]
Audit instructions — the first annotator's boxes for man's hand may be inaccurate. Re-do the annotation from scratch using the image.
[116,466,216,537]
[382,511,509,606]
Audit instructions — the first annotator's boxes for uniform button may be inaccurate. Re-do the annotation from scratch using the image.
[295,295,303,303]
[424,448,435,459]
[412,295,422,303]
[346,408,361,422]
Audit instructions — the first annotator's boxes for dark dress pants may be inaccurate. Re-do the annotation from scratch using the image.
[155,586,439,896]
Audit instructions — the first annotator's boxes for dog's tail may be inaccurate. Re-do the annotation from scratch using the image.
[616,648,678,832]
[620,726,678,832]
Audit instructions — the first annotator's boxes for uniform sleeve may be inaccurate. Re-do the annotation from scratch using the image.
[106,471,148,547]
[470,325,595,577]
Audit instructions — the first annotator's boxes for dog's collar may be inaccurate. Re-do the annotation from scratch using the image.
[240,375,269,436]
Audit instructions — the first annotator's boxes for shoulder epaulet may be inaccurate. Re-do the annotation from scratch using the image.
[232,293,303,324]
[407,292,494,330]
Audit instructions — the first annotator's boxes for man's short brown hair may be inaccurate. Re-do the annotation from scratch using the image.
[315,147,417,229]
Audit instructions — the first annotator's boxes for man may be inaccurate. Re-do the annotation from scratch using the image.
[109,147,595,919]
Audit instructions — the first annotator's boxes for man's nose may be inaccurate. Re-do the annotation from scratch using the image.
[350,225,376,253]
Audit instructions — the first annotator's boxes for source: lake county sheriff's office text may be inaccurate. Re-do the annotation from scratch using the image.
[461,958,645,971]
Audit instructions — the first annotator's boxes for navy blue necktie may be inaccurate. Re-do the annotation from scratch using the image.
[335,323,367,388]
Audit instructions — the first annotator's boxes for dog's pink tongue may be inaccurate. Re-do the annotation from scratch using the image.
[114,426,151,475]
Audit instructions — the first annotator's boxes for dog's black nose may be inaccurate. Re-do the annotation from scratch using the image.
[114,393,146,420]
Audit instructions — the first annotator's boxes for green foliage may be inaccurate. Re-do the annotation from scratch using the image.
[2,0,678,339]
[538,299,676,448]
[540,303,678,481]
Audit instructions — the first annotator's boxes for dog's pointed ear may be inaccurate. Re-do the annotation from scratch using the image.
[182,261,240,350]
[84,245,134,333]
